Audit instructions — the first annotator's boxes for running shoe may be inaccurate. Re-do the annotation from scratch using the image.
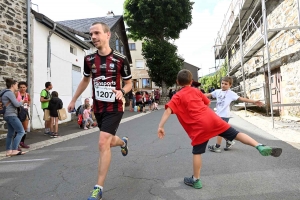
[121,136,128,156]
[184,176,202,189]
[224,140,235,151]
[87,186,102,200]
[256,145,282,157]
[208,144,221,153]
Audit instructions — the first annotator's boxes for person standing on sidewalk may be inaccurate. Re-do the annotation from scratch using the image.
[67,22,132,200]
[205,76,263,152]
[15,81,31,149]
[157,69,282,189]
[1,78,26,157]
[40,82,52,135]
[47,91,63,138]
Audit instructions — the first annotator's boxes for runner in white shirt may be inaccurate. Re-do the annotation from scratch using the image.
[205,76,263,153]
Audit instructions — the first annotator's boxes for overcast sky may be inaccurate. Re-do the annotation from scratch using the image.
[32,0,231,76]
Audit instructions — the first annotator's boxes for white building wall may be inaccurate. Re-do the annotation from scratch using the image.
[31,19,92,129]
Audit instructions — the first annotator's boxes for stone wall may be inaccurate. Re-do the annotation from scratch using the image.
[0,0,28,130]
[230,0,300,117]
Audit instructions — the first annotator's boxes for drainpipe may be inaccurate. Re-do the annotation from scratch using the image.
[27,0,31,89]
[47,23,57,81]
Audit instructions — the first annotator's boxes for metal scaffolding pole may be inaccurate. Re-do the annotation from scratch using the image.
[238,3,247,116]
[261,0,274,128]
[297,0,300,26]
[224,15,230,75]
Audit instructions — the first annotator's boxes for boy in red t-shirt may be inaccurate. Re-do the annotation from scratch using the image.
[157,69,282,189]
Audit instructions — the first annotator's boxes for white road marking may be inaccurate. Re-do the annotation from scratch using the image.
[0,158,49,163]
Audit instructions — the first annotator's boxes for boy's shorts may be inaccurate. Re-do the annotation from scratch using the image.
[192,127,239,154]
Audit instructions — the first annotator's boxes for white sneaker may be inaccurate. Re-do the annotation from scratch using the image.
[208,144,221,153]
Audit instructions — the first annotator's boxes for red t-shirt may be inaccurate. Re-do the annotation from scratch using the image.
[166,86,230,146]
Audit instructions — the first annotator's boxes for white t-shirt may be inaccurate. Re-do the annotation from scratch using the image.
[211,89,239,118]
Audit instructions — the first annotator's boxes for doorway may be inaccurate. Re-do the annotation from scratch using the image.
[72,65,82,109]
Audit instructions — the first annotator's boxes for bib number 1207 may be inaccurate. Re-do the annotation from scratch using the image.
[95,86,116,102]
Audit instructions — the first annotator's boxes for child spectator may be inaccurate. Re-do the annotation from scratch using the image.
[205,76,263,152]
[83,103,94,130]
[157,69,282,189]
[48,91,63,138]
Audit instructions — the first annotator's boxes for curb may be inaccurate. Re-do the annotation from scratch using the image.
[0,107,163,160]
[233,110,300,150]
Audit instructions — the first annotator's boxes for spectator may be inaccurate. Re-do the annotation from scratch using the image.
[1,78,26,156]
[83,104,94,130]
[128,89,134,112]
[47,91,63,138]
[148,93,154,111]
[77,98,90,116]
[154,89,160,103]
[168,89,173,100]
[40,82,52,135]
[141,92,147,113]
[15,81,31,149]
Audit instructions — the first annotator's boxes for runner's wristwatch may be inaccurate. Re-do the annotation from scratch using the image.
[121,89,125,96]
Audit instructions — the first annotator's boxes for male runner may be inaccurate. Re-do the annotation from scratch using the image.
[68,22,132,200]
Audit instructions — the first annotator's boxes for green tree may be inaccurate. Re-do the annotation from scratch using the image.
[142,39,183,88]
[124,0,193,40]
[124,0,193,99]
[200,62,228,92]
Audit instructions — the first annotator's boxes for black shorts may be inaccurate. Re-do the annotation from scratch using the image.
[94,112,123,135]
[192,127,239,154]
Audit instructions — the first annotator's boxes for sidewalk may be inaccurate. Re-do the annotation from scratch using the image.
[233,110,300,150]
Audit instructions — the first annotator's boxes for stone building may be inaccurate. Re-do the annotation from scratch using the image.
[215,0,300,118]
[0,0,28,87]
[0,0,29,131]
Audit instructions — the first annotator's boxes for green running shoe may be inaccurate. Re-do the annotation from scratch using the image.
[256,145,282,157]
[184,176,202,189]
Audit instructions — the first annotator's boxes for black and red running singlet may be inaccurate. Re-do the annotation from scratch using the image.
[83,49,132,113]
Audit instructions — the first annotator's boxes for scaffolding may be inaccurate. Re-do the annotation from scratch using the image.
[214,0,300,128]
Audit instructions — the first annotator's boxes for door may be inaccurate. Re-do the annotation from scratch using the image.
[72,65,82,109]
[271,68,281,114]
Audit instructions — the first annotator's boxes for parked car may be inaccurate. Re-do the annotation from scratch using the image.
[135,91,149,105]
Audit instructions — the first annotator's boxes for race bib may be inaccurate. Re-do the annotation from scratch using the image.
[95,86,116,102]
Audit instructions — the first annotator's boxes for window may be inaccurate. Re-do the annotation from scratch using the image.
[116,39,119,51]
[120,45,124,55]
[135,60,144,69]
[132,79,139,89]
[70,45,77,55]
[142,78,152,89]
[129,43,136,50]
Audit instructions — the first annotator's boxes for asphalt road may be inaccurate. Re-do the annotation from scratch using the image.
[0,106,300,200]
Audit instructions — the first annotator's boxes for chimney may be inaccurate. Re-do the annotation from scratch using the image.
[106,10,114,18]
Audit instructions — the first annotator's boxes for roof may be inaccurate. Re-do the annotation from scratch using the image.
[57,16,122,34]
[57,15,132,64]
[32,10,90,50]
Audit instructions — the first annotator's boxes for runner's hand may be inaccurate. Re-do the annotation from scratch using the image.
[112,90,123,100]
[68,101,75,113]
[158,127,165,139]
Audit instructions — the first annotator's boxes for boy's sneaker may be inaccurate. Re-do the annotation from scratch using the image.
[84,127,88,130]
[87,186,102,200]
[208,144,221,153]
[121,136,128,156]
[224,140,235,151]
[256,145,282,157]
[184,176,202,189]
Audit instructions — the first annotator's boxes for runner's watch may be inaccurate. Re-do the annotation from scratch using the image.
[121,89,125,96]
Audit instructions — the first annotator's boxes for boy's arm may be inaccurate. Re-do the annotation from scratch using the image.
[204,93,212,98]
[157,107,172,139]
[238,97,264,107]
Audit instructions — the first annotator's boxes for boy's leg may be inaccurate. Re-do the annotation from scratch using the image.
[54,117,58,133]
[193,154,202,179]
[220,127,282,157]
[184,142,207,189]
